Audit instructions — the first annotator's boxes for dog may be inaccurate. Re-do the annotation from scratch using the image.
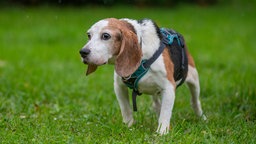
[79,18,206,135]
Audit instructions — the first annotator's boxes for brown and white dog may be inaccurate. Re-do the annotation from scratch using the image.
[79,18,206,135]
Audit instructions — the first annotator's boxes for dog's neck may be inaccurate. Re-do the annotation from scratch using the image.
[122,18,161,60]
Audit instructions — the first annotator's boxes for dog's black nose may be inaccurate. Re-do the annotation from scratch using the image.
[79,49,91,57]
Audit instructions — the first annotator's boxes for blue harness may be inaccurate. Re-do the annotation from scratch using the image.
[122,28,188,111]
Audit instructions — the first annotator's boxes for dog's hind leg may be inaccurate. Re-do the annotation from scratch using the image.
[185,65,207,120]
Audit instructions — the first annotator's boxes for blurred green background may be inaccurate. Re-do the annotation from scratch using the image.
[0,0,255,143]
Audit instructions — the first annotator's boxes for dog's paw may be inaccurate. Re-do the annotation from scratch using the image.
[156,123,170,135]
[128,118,135,127]
[124,118,135,127]
[201,114,207,121]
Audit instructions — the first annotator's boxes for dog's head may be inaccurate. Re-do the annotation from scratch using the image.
[80,18,142,77]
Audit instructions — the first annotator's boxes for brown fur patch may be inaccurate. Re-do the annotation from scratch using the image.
[183,41,195,68]
[107,18,136,33]
[107,18,142,77]
[187,51,195,68]
[102,26,122,56]
[162,48,176,87]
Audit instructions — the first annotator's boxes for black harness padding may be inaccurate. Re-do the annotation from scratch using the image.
[164,29,188,87]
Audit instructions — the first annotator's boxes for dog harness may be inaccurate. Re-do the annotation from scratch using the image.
[122,28,188,111]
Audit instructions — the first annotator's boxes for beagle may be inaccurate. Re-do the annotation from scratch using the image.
[79,18,206,135]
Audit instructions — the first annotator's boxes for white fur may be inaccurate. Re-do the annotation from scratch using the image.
[81,18,206,135]
[185,65,207,120]
[122,19,160,59]
[82,20,112,65]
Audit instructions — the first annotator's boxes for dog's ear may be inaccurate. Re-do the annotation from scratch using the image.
[115,30,142,77]
[86,64,98,76]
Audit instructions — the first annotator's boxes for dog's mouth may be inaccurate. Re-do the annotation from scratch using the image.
[81,57,107,66]
[81,58,89,64]
[83,59,107,76]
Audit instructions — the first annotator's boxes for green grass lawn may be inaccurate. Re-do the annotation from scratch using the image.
[0,2,256,143]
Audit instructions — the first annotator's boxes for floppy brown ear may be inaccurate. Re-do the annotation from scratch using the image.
[86,64,98,76]
[115,30,142,77]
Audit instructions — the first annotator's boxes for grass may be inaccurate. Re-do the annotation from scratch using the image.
[0,2,256,143]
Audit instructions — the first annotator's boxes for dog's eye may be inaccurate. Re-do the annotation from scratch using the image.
[101,33,111,40]
[87,33,91,40]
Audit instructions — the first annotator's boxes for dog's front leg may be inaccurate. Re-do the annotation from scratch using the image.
[114,72,134,127]
[157,83,175,135]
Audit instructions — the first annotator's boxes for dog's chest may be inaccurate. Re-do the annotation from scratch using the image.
[136,61,167,95]
[137,73,160,95]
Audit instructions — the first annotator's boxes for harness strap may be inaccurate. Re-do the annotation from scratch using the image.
[177,46,187,87]
[132,90,139,111]
[143,41,166,69]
